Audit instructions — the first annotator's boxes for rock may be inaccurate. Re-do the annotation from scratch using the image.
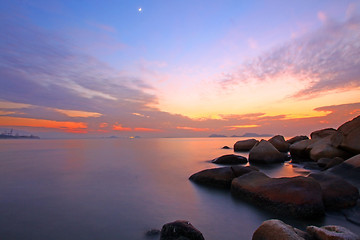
[329,154,360,188]
[249,140,288,164]
[146,229,161,237]
[160,220,205,240]
[342,201,360,226]
[231,171,324,218]
[268,135,290,152]
[286,135,309,145]
[234,139,259,152]
[252,219,306,240]
[221,146,231,149]
[317,157,345,170]
[189,166,258,188]
[211,154,247,165]
[308,173,359,209]
[310,128,337,140]
[306,225,360,240]
[308,136,350,161]
[289,139,316,162]
[331,115,360,154]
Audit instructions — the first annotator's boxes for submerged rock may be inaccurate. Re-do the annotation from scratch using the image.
[317,157,344,170]
[308,173,359,209]
[211,154,247,165]
[331,115,360,155]
[189,166,258,188]
[268,135,290,152]
[249,140,288,164]
[252,219,306,240]
[234,139,259,152]
[306,225,360,240]
[221,146,231,149]
[231,171,324,218]
[160,220,205,240]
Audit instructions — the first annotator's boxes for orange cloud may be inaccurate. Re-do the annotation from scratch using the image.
[113,123,131,131]
[134,127,161,132]
[0,116,87,133]
[176,126,210,132]
[99,122,109,128]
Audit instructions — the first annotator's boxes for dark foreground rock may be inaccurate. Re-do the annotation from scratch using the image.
[252,219,306,240]
[249,140,288,164]
[286,135,309,145]
[211,154,247,165]
[306,225,360,240]
[331,115,360,155]
[160,220,205,240]
[234,139,259,151]
[252,219,360,240]
[308,173,359,210]
[231,171,324,218]
[189,166,258,188]
[268,135,290,152]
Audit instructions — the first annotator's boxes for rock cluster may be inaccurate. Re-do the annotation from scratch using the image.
[160,220,204,240]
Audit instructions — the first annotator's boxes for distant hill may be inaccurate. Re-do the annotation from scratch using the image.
[209,134,227,138]
[232,133,273,138]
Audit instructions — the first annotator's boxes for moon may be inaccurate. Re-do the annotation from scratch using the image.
[138,8,142,12]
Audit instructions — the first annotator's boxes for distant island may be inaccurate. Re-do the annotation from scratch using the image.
[0,129,40,139]
[209,134,227,138]
[232,133,273,137]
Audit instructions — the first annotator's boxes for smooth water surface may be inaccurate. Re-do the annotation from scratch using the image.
[0,138,359,239]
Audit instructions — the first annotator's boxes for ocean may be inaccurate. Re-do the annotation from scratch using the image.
[0,138,359,239]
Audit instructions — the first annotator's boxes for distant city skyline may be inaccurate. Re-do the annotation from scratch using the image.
[0,0,359,138]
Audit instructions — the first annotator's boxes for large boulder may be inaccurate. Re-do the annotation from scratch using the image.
[289,139,316,162]
[308,136,351,161]
[252,219,306,240]
[331,115,360,154]
[268,135,290,152]
[310,128,337,140]
[231,171,324,218]
[286,135,309,145]
[249,140,288,164]
[211,154,247,165]
[189,166,258,188]
[306,225,359,240]
[234,139,259,152]
[308,173,359,209]
[160,220,205,240]
[329,154,360,188]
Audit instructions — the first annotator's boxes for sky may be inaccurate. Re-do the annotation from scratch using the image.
[0,0,360,138]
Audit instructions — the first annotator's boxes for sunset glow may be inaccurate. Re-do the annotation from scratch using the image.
[0,1,359,138]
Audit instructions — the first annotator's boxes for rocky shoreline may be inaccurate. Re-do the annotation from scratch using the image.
[153,115,360,239]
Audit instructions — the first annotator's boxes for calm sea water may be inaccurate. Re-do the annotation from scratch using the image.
[0,138,359,239]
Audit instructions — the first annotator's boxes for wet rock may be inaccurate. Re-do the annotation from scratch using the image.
[289,139,316,162]
[160,220,205,240]
[249,140,288,164]
[286,135,309,145]
[268,135,290,152]
[310,128,337,140]
[342,201,360,226]
[329,154,360,188]
[252,219,306,240]
[231,171,324,218]
[331,115,360,154]
[146,229,161,237]
[211,154,247,165]
[234,139,259,152]
[317,157,345,170]
[306,225,360,240]
[189,166,257,188]
[308,173,359,209]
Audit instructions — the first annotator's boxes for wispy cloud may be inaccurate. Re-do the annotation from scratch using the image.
[220,12,360,98]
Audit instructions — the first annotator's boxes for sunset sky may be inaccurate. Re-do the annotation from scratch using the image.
[0,0,360,138]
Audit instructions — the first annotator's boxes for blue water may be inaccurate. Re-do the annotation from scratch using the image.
[0,138,359,239]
